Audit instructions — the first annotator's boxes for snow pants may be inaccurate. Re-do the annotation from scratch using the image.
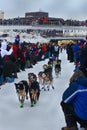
[60,101,87,128]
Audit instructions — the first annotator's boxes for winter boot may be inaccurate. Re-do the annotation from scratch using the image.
[62,126,78,130]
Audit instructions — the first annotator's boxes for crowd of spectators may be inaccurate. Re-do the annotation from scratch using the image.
[0,17,87,26]
[0,35,60,86]
[66,37,87,74]
[61,36,87,130]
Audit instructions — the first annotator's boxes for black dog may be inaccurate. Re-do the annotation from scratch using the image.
[29,81,40,106]
[28,73,40,107]
[14,80,29,108]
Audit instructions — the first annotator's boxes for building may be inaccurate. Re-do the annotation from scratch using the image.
[0,11,86,27]
[0,11,4,19]
[25,11,49,18]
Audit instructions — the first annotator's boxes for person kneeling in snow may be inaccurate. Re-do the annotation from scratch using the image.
[60,69,87,130]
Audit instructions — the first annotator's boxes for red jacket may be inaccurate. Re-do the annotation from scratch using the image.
[12,44,19,58]
[41,44,47,52]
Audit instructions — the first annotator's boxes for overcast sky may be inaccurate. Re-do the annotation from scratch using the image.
[0,0,87,20]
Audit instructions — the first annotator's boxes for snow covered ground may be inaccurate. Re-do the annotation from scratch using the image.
[0,30,49,43]
[0,50,75,130]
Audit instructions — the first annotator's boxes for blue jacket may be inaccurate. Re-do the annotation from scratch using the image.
[72,43,81,60]
[62,77,87,120]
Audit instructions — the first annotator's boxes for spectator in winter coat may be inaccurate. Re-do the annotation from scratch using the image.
[41,43,47,58]
[0,40,13,75]
[53,43,59,58]
[72,40,81,63]
[66,43,74,62]
[60,69,87,130]
[79,42,87,69]
[0,40,13,58]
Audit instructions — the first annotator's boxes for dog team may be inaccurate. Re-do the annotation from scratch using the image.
[14,57,61,108]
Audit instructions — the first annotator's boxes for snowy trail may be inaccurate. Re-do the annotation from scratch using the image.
[0,50,75,130]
